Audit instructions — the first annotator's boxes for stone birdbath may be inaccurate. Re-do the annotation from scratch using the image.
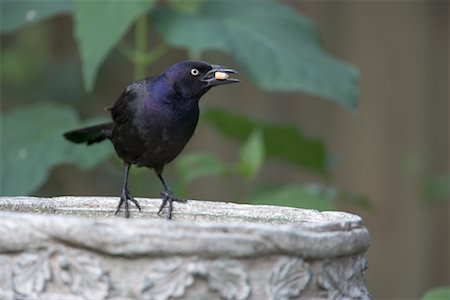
[0,196,370,299]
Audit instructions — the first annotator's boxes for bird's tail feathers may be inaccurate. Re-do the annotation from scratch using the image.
[64,123,113,145]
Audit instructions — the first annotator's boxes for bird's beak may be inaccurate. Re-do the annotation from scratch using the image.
[202,64,240,87]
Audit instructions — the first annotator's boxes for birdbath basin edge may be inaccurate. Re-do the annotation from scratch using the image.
[0,196,370,300]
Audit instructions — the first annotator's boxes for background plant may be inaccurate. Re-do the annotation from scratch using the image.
[3,0,366,210]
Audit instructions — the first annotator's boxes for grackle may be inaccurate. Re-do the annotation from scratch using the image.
[64,61,239,219]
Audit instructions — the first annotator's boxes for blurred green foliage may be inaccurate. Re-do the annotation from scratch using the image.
[421,287,450,300]
[250,184,337,211]
[1,0,367,211]
[237,129,265,180]
[401,152,449,204]
[1,0,72,34]
[73,0,156,91]
[1,104,112,195]
[202,108,328,173]
[422,175,449,203]
[152,0,359,109]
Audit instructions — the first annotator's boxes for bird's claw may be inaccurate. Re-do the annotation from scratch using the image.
[114,189,141,218]
[158,191,186,220]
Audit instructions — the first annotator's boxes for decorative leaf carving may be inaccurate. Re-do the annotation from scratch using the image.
[318,255,370,300]
[11,248,111,300]
[141,257,194,300]
[57,253,111,300]
[141,258,250,300]
[12,250,53,297]
[267,257,311,300]
[205,259,250,300]
[1,255,15,300]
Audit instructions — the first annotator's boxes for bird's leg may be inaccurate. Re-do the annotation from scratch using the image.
[156,171,186,219]
[114,163,141,218]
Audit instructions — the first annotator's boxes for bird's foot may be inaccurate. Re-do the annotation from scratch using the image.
[158,191,186,220]
[114,189,141,218]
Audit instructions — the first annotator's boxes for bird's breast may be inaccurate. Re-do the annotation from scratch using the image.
[130,104,199,168]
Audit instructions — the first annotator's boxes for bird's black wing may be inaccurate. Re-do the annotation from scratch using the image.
[110,87,135,125]
[110,78,150,125]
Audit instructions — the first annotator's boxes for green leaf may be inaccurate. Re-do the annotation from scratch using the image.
[73,0,155,91]
[152,5,227,52]
[422,175,449,203]
[152,0,359,109]
[202,108,328,173]
[176,152,228,187]
[0,104,114,196]
[340,193,373,212]
[168,0,206,14]
[0,0,72,34]
[421,287,450,300]
[237,129,265,179]
[250,184,337,211]
[176,152,228,195]
[250,184,371,211]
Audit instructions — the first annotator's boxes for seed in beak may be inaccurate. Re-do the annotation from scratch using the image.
[214,71,229,80]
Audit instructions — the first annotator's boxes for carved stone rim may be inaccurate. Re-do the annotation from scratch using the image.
[0,196,369,259]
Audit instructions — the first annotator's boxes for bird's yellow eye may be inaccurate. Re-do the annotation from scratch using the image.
[190,68,200,76]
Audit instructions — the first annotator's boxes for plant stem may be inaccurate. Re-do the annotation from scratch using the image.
[188,49,202,60]
[143,43,169,65]
[134,14,148,79]
[117,42,135,62]
[118,14,170,79]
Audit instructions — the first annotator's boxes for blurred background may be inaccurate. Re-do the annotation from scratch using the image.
[1,1,448,299]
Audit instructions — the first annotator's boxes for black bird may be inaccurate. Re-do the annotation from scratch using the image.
[64,61,239,219]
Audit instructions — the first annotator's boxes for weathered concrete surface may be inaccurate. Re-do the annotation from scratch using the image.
[0,196,370,299]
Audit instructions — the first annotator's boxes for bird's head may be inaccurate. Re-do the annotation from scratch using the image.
[164,61,239,99]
